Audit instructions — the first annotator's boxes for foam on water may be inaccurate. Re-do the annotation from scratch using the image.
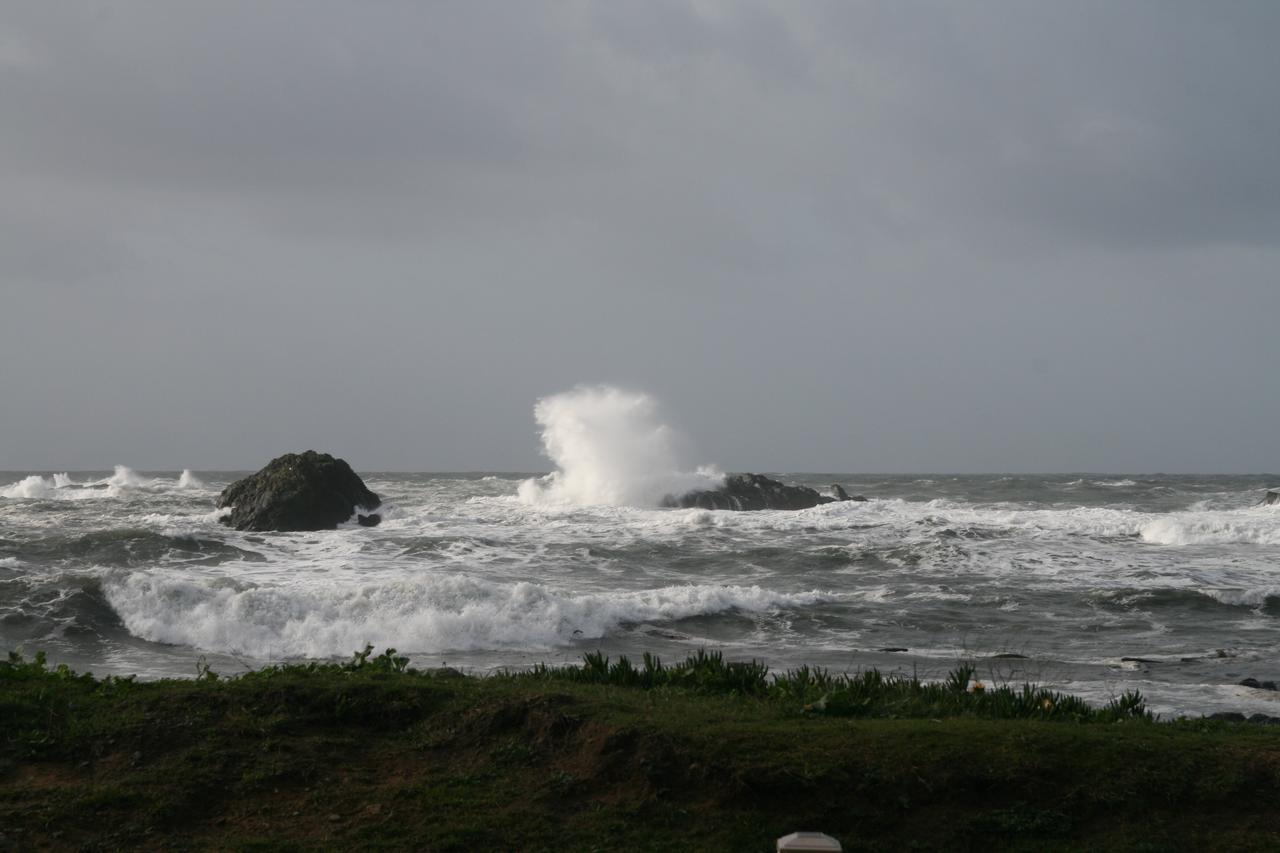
[103,571,831,658]
[517,385,722,507]
[1140,511,1280,546]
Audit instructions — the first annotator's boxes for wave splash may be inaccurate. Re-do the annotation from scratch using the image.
[177,469,205,489]
[0,474,68,499]
[518,386,722,507]
[0,466,209,499]
[103,572,829,658]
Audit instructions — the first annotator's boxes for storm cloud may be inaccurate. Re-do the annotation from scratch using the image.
[2,2,1278,472]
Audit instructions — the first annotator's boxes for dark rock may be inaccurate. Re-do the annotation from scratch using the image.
[1213,712,1280,725]
[1209,712,1247,723]
[357,513,382,528]
[217,451,381,532]
[991,653,1029,660]
[878,647,909,653]
[1121,657,1159,664]
[1262,490,1280,506]
[1239,678,1278,691]
[663,473,842,511]
[831,484,868,502]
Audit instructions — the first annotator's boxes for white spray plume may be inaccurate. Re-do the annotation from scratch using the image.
[518,385,722,507]
[177,469,205,489]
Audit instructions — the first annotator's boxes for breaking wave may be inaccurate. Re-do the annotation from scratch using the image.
[0,474,67,499]
[103,572,829,658]
[0,466,208,500]
[1140,512,1280,546]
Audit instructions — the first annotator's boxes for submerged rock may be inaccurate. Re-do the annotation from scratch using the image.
[663,473,859,511]
[831,484,868,502]
[217,451,381,532]
[1209,712,1247,723]
[1209,711,1280,725]
[1239,677,1278,691]
[1263,491,1280,506]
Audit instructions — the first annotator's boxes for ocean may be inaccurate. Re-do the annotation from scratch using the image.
[2,466,1278,719]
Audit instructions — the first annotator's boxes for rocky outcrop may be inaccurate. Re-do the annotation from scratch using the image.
[217,451,381,532]
[663,473,861,511]
[1209,712,1280,725]
[1240,677,1278,691]
[832,485,868,502]
[1263,491,1279,506]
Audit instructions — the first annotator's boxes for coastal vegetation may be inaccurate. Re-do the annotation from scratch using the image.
[3,648,1278,851]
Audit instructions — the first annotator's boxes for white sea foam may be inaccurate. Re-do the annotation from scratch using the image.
[1140,513,1280,546]
[103,571,831,658]
[517,385,722,507]
[737,498,1280,550]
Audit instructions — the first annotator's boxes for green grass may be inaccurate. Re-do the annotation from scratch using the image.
[529,649,1150,722]
[2,648,1278,851]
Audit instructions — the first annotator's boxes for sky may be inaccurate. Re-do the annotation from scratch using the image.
[2,1,1278,473]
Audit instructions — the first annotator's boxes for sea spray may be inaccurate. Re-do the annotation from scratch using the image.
[0,474,59,499]
[102,465,151,489]
[177,469,205,489]
[518,385,722,507]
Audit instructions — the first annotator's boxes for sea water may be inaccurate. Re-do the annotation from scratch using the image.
[1,391,1277,719]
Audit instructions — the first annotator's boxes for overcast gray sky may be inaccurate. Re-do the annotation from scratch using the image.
[2,1,1278,473]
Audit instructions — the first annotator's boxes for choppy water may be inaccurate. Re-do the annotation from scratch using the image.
[2,468,1278,719]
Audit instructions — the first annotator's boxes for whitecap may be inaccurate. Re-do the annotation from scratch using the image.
[102,571,833,658]
[1198,587,1280,608]
[1140,513,1280,546]
[0,474,58,499]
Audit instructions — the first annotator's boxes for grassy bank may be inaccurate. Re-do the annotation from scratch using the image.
[3,649,1279,851]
